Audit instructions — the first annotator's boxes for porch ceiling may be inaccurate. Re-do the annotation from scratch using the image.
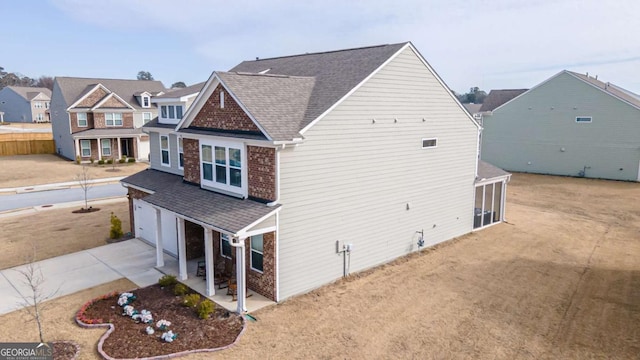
[122,169,280,234]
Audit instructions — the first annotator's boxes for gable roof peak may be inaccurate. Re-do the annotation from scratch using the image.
[249,42,410,63]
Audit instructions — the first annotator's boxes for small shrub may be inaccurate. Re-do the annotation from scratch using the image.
[75,155,81,164]
[158,274,177,287]
[109,212,123,239]
[197,299,215,319]
[106,158,113,165]
[127,158,136,163]
[90,157,95,164]
[98,159,105,165]
[173,283,188,296]
[182,293,200,308]
[118,158,126,164]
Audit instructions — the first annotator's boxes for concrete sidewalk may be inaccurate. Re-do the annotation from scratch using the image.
[0,239,169,315]
[0,177,125,194]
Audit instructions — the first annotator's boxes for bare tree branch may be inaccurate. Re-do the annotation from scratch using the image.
[76,165,93,210]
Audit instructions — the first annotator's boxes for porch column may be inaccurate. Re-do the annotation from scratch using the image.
[74,138,80,157]
[236,237,247,313]
[177,217,187,280]
[204,228,215,296]
[154,208,164,267]
[97,138,102,160]
[117,137,122,160]
[136,136,141,160]
[501,181,508,221]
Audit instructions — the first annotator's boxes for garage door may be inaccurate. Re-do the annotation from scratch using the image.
[133,199,178,257]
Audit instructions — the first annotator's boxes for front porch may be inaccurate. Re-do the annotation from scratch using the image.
[157,257,275,313]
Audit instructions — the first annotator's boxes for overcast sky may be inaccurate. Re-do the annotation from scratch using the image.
[2,0,639,94]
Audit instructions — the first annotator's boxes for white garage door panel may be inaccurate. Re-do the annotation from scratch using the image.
[133,199,155,243]
[161,212,178,256]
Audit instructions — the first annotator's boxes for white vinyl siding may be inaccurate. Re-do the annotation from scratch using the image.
[277,46,478,300]
[482,71,640,181]
[148,132,183,175]
[80,140,91,157]
[160,135,170,166]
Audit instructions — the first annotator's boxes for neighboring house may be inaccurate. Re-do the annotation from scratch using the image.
[0,86,52,123]
[481,70,640,181]
[122,42,510,313]
[478,89,528,114]
[462,103,482,119]
[50,77,166,161]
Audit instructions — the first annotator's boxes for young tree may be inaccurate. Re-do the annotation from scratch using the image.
[171,81,186,88]
[137,71,154,80]
[76,165,93,210]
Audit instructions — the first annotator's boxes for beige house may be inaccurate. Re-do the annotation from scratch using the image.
[122,42,510,313]
[0,86,51,123]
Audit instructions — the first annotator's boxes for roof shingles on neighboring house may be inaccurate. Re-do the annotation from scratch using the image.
[155,82,205,99]
[477,160,511,182]
[5,86,51,100]
[55,77,165,110]
[567,71,640,110]
[480,89,528,112]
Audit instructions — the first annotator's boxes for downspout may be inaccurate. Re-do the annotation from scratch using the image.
[230,236,247,313]
[267,144,283,207]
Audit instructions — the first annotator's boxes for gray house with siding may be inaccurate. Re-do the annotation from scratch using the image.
[122,42,510,313]
[481,70,640,181]
[0,86,51,123]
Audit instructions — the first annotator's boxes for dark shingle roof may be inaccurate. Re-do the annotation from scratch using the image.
[71,128,144,138]
[155,82,205,99]
[228,42,408,139]
[477,160,510,181]
[142,117,175,129]
[55,77,166,110]
[463,103,482,115]
[6,86,52,101]
[567,71,640,110]
[122,169,280,234]
[479,89,528,112]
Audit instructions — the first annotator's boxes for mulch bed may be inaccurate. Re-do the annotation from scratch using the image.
[105,232,135,244]
[77,284,245,359]
[72,207,100,214]
[53,341,80,360]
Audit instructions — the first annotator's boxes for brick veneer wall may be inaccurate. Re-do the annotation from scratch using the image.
[70,112,95,134]
[93,112,134,129]
[77,87,108,107]
[183,138,200,184]
[127,187,151,234]
[247,146,276,202]
[101,96,129,108]
[190,84,261,132]
[185,221,205,260]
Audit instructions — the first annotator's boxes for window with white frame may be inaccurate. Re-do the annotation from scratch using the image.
[34,102,42,108]
[77,113,88,127]
[143,112,152,124]
[422,138,438,148]
[176,105,183,119]
[178,137,184,169]
[576,116,592,123]
[35,113,43,122]
[160,105,184,120]
[101,139,111,156]
[160,135,170,166]
[220,233,232,258]
[142,96,150,108]
[105,113,123,126]
[220,91,225,108]
[80,140,91,157]
[45,102,49,109]
[201,140,245,195]
[250,234,263,272]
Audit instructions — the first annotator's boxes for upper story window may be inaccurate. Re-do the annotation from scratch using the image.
[160,105,184,120]
[77,112,88,127]
[45,102,49,109]
[177,137,184,169]
[142,96,150,108]
[143,112,152,124]
[105,113,123,126]
[576,116,592,123]
[200,139,245,196]
[34,102,43,108]
[422,138,438,148]
[160,135,170,166]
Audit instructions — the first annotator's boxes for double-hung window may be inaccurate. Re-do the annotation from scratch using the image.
[77,113,88,127]
[250,234,263,272]
[80,140,91,157]
[106,113,123,126]
[101,139,111,156]
[142,96,150,108]
[200,140,245,196]
[177,137,184,169]
[160,135,170,166]
[214,146,242,187]
[220,233,232,258]
[143,112,152,124]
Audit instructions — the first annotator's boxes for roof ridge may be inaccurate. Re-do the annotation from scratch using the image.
[56,76,162,83]
[222,71,313,79]
[247,42,409,62]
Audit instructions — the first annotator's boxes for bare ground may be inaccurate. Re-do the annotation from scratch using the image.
[0,154,148,188]
[0,173,638,359]
[0,200,130,269]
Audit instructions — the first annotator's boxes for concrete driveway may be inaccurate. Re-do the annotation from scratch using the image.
[0,239,168,315]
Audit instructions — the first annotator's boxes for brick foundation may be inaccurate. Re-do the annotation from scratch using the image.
[191,84,261,132]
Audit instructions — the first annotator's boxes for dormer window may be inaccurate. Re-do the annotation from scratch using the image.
[160,105,183,120]
[142,95,150,108]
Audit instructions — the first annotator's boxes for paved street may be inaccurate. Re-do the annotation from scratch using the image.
[0,183,127,212]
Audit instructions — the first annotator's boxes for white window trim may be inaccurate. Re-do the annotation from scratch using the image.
[80,139,91,157]
[35,113,44,121]
[105,113,123,127]
[220,91,225,109]
[177,137,184,170]
[77,113,88,127]
[250,234,264,273]
[159,104,183,121]
[142,96,150,108]
[142,112,152,124]
[575,116,592,123]
[101,139,112,156]
[160,135,170,167]
[199,139,247,197]
[422,137,438,149]
[220,233,232,259]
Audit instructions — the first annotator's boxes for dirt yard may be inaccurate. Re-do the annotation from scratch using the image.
[0,200,130,269]
[0,154,148,188]
[0,173,638,359]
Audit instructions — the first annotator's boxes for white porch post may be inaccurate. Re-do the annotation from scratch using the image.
[204,228,215,296]
[97,138,102,160]
[236,237,247,313]
[177,217,187,280]
[74,138,80,157]
[154,208,164,267]
[117,137,122,159]
[136,136,141,160]
[501,181,508,222]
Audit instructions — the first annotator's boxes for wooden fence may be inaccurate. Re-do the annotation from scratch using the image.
[0,133,56,155]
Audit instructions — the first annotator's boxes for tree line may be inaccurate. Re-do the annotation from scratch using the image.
[453,87,487,104]
[0,66,54,90]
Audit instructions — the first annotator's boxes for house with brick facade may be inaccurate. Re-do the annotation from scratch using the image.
[50,77,166,161]
[121,42,510,313]
[0,86,51,123]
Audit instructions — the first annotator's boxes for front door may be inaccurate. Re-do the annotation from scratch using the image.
[120,138,132,157]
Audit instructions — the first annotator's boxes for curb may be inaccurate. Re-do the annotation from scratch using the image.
[0,177,125,194]
[0,197,127,219]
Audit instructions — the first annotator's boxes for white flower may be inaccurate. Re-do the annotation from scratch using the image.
[156,319,171,329]
[123,305,136,317]
[134,309,153,324]
[146,326,155,335]
[117,292,135,306]
[161,330,177,343]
